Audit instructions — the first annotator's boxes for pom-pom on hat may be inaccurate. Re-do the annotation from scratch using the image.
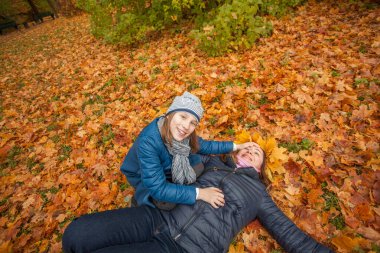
[166,91,204,121]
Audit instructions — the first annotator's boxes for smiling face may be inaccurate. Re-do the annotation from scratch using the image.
[169,111,198,141]
[235,144,264,171]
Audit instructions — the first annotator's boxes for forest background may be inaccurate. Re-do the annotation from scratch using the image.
[0,0,379,252]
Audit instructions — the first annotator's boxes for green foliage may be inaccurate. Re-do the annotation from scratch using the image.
[191,0,273,56]
[321,185,341,211]
[58,145,72,161]
[82,94,104,111]
[321,183,346,230]
[77,0,304,55]
[259,94,269,105]
[372,243,380,253]
[0,0,52,20]
[353,78,369,88]
[0,0,29,17]
[0,146,22,170]
[329,214,346,230]
[98,123,115,147]
[226,128,235,136]
[260,0,305,17]
[280,138,314,153]
[331,70,340,77]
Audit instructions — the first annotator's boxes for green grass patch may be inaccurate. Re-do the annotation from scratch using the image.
[279,138,314,153]
[51,135,61,143]
[331,70,340,77]
[0,146,22,169]
[329,214,345,230]
[82,94,104,111]
[209,116,217,126]
[98,124,114,147]
[353,78,369,88]
[58,145,72,161]
[258,95,269,105]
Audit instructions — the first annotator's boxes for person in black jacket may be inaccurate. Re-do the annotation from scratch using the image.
[62,144,333,253]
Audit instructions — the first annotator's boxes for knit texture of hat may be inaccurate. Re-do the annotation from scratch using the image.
[166,91,204,121]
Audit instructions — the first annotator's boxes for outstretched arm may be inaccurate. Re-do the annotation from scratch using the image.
[257,192,333,253]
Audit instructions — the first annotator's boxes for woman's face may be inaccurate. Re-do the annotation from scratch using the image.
[169,111,198,141]
[235,144,264,171]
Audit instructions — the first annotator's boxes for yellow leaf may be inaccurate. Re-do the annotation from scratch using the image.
[210,72,218,78]
[235,130,251,144]
[270,147,288,162]
[268,162,285,175]
[263,137,277,153]
[256,136,266,149]
[0,133,14,148]
[331,235,364,252]
[228,242,245,253]
[285,184,300,195]
[38,136,48,144]
[299,150,323,167]
[35,239,49,253]
[228,244,236,253]
[56,213,67,223]
[203,25,214,32]
[0,241,13,253]
[251,132,262,143]
[266,168,274,182]
[216,115,228,126]
[155,107,167,117]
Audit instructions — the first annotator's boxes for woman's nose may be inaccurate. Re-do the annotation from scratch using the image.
[182,120,191,130]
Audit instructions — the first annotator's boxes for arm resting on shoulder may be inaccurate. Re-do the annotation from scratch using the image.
[197,137,233,154]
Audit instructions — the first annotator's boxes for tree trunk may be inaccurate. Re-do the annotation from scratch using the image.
[46,0,59,17]
[25,0,40,16]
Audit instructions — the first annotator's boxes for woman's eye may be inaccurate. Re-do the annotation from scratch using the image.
[191,122,197,127]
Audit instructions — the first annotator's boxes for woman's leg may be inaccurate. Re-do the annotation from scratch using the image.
[91,226,183,253]
[62,206,164,253]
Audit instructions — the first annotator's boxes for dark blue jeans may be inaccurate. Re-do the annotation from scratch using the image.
[62,206,183,253]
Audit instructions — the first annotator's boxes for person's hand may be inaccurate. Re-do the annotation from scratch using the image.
[197,187,225,208]
[235,142,258,151]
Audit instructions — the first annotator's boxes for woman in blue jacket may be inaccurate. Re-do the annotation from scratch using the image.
[120,91,254,209]
[63,144,333,253]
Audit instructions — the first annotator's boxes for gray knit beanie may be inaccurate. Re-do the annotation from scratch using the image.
[166,91,204,121]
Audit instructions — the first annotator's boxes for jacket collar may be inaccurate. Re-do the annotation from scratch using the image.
[204,155,260,180]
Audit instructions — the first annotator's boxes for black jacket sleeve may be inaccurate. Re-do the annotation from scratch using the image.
[257,192,334,253]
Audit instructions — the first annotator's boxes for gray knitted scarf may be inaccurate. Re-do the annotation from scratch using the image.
[158,117,196,185]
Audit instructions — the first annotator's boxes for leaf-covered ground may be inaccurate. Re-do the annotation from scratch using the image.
[0,1,379,252]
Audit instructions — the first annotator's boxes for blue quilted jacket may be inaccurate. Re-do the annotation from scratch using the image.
[161,156,334,253]
[120,117,233,207]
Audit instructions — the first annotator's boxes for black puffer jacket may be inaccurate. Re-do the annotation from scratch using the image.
[161,156,333,253]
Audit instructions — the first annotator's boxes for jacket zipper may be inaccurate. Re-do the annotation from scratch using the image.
[173,169,236,241]
[173,202,205,241]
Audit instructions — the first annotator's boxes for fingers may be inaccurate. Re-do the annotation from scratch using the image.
[199,187,225,208]
[208,187,225,208]
[237,142,257,150]
[210,196,224,208]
